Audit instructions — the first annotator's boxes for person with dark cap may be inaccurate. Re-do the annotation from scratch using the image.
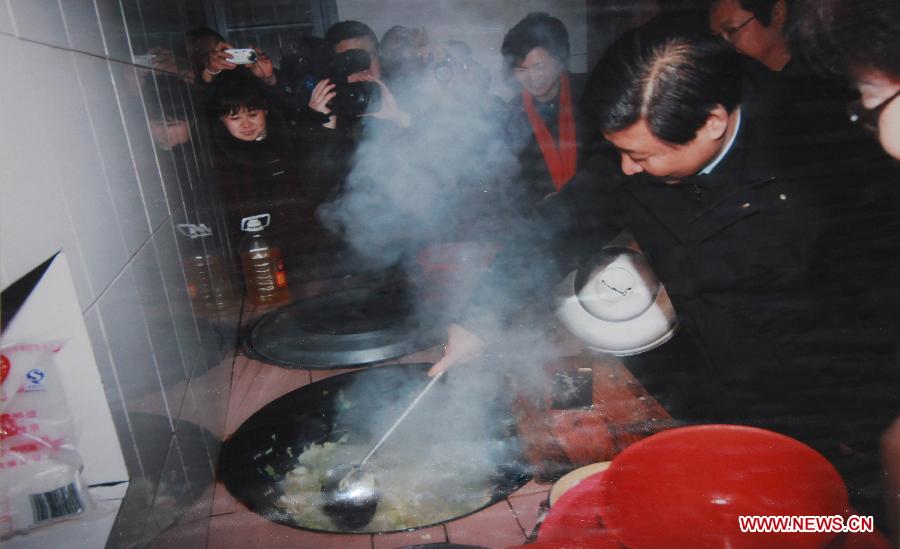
[430,24,898,524]
[501,13,587,204]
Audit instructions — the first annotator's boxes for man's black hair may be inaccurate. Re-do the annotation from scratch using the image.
[210,75,268,119]
[582,26,741,145]
[501,12,570,70]
[736,0,791,27]
[325,20,379,51]
[186,27,225,45]
[792,0,900,78]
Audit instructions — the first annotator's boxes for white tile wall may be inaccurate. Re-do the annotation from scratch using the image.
[0,35,93,306]
[0,0,14,35]
[84,305,145,480]
[153,215,203,378]
[20,41,130,301]
[138,68,187,214]
[96,265,171,422]
[7,0,67,48]
[1,2,238,548]
[59,0,106,56]
[109,61,170,229]
[132,237,190,419]
[75,55,152,256]
[94,0,132,62]
[118,0,148,61]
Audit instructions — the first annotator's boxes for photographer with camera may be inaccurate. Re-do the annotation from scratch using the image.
[286,21,413,223]
[306,20,411,130]
[187,27,277,89]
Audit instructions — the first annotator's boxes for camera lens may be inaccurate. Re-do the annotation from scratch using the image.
[248,52,258,62]
[434,63,454,83]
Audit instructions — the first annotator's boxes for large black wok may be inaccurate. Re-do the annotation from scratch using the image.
[218,363,531,534]
[247,284,442,369]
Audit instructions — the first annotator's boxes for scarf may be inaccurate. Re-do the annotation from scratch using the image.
[522,72,577,190]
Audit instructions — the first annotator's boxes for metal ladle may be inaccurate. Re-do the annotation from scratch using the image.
[321,370,446,529]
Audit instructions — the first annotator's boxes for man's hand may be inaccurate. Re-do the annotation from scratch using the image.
[309,79,338,129]
[248,46,276,86]
[202,42,237,83]
[309,79,337,114]
[427,324,486,377]
[360,78,411,128]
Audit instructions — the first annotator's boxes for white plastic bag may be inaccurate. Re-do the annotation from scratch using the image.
[0,336,95,537]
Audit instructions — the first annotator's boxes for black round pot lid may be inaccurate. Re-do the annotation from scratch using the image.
[218,363,531,535]
[247,284,442,369]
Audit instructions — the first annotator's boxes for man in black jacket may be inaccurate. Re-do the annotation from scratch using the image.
[431,26,899,498]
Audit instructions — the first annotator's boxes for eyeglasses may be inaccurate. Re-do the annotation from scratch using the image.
[717,15,756,42]
[848,89,900,132]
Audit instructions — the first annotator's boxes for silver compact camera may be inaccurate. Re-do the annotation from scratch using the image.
[225,48,259,64]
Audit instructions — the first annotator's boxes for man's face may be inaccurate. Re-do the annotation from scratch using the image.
[603,111,728,184]
[855,69,900,160]
[709,0,787,71]
[513,47,564,102]
[221,107,267,142]
[335,36,382,81]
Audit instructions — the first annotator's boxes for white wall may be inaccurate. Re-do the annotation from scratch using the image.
[337,0,588,98]
[0,1,237,547]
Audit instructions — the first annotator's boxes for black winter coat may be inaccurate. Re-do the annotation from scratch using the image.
[466,110,900,447]
[503,73,589,206]
[211,117,324,271]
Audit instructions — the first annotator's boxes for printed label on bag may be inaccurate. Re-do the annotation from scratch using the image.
[24,369,47,392]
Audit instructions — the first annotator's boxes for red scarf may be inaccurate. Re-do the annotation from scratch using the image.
[522,72,577,190]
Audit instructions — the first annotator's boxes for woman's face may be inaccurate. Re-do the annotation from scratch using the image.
[513,47,564,102]
[856,70,900,160]
[709,0,790,71]
[221,107,267,142]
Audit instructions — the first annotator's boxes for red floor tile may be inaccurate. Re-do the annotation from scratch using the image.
[445,500,526,548]
[510,479,553,497]
[207,510,373,549]
[224,356,311,436]
[309,367,364,382]
[508,491,549,539]
[372,525,446,548]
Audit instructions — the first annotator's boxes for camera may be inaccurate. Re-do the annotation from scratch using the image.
[283,42,382,118]
[327,81,381,117]
[225,48,258,65]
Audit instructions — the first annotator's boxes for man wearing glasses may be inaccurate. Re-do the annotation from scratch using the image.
[709,0,791,72]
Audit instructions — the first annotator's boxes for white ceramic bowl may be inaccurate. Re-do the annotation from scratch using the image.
[555,247,678,356]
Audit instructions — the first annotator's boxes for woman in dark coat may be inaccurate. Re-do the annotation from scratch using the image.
[501,13,589,205]
[209,76,324,274]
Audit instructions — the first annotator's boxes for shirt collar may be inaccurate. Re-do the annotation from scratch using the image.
[699,107,741,175]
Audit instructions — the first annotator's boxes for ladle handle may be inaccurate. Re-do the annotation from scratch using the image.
[359,370,445,467]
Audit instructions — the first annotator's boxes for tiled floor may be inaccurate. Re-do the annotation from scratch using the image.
[209,346,550,549]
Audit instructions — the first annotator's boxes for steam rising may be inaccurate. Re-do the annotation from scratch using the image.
[310,44,578,526]
[318,61,528,268]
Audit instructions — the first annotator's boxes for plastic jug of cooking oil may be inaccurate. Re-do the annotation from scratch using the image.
[178,223,233,314]
[239,214,290,306]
